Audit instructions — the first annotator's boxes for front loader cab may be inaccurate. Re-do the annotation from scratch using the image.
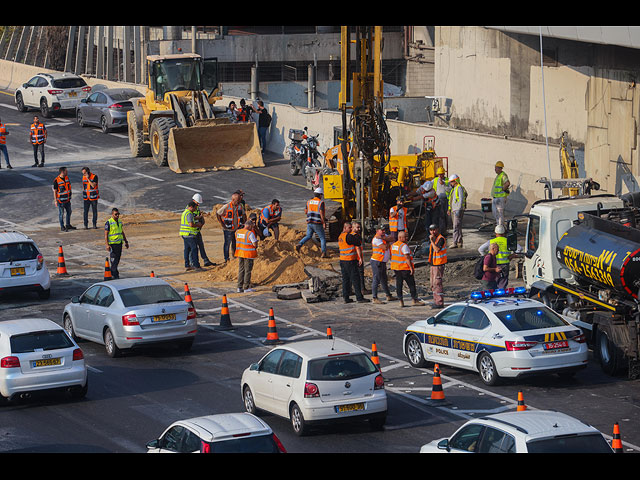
[148,55,203,102]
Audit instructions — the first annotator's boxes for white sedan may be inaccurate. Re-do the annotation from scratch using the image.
[403,288,588,385]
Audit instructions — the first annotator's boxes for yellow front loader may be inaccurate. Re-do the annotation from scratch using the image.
[127,53,264,173]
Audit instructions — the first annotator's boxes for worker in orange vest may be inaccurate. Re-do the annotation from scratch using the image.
[81,166,99,229]
[296,187,327,257]
[371,226,395,304]
[30,115,47,167]
[235,220,258,293]
[390,230,424,307]
[428,224,447,308]
[389,197,407,241]
[52,166,76,232]
[216,192,245,262]
[0,117,13,169]
[338,222,368,304]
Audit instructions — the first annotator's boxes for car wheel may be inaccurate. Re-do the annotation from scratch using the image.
[77,111,86,127]
[104,328,122,358]
[63,314,77,341]
[40,98,51,118]
[243,385,257,415]
[478,352,500,386]
[100,116,110,134]
[405,334,427,368]
[290,403,308,436]
[16,93,26,112]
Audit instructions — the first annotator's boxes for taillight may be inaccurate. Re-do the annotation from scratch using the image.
[36,254,44,270]
[122,314,139,326]
[272,433,287,453]
[304,382,319,398]
[108,103,123,109]
[374,374,385,390]
[187,307,197,320]
[573,333,587,343]
[1,356,20,368]
[505,340,537,351]
[201,441,211,453]
[47,89,63,95]
[82,86,91,92]
[72,348,84,361]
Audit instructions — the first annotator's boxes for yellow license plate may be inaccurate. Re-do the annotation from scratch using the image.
[32,358,61,367]
[337,403,365,413]
[152,313,176,322]
[10,267,25,276]
[68,91,77,97]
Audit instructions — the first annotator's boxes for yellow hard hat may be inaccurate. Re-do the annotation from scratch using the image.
[495,161,504,168]
[436,167,446,175]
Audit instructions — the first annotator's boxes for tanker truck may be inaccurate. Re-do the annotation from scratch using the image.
[520,192,640,379]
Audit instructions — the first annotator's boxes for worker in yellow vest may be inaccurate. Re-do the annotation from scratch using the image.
[104,208,129,279]
[478,224,522,289]
[180,201,204,272]
[0,117,12,169]
[428,224,447,308]
[491,161,510,228]
[390,230,424,307]
[447,174,467,248]
[235,220,258,293]
[338,222,368,303]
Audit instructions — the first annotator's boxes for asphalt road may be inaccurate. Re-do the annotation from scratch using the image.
[1,89,640,455]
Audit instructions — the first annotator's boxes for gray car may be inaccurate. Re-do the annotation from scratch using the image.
[62,278,197,357]
[76,87,143,133]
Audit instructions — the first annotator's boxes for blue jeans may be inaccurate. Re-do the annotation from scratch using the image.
[58,202,71,229]
[258,126,268,152]
[298,223,326,253]
[183,235,200,268]
[0,144,10,166]
[223,229,236,262]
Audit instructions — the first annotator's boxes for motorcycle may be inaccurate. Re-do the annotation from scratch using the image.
[286,127,322,182]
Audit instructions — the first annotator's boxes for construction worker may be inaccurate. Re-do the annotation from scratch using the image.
[338,222,368,303]
[390,230,423,307]
[434,166,450,234]
[351,221,368,293]
[259,199,282,240]
[389,197,407,241]
[52,166,76,232]
[191,193,214,267]
[81,167,99,229]
[491,161,510,227]
[0,117,13,169]
[235,220,258,293]
[296,187,327,257]
[181,201,204,272]
[448,174,467,248]
[30,115,47,167]
[371,226,394,304]
[104,207,129,279]
[216,192,245,262]
[478,224,522,289]
[408,179,439,233]
[428,224,447,308]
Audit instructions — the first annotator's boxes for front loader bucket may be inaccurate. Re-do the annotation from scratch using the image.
[167,122,265,173]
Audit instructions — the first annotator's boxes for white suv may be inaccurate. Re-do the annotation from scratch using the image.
[15,72,91,117]
[0,231,51,299]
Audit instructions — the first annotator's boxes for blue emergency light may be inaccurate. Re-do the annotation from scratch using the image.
[470,286,526,300]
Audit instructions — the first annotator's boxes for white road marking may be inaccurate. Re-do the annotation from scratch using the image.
[108,164,128,171]
[0,103,17,110]
[176,184,201,193]
[134,172,164,182]
[20,173,48,183]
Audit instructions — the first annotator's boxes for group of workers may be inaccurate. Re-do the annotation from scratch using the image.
[0,115,51,169]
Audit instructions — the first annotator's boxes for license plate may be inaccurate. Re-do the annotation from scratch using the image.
[10,267,25,276]
[32,358,61,368]
[152,313,176,322]
[68,91,77,97]
[544,340,569,350]
[336,403,365,413]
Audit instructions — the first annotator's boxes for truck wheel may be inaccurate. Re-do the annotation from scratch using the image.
[128,114,151,157]
[595,326,625,376]
[149,117,175,167]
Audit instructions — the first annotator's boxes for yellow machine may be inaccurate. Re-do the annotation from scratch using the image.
[559,131,580,196]
[127,53,264,173]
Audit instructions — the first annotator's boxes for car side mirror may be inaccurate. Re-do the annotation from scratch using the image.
[81,99,87,103]
[22,83,29,88]
[71,296,80,304]
[250,363,259,371]
[437,439,450,452]
[427,317,436,325]
[146,439,159,449]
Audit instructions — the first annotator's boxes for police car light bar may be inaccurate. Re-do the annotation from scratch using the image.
[470,287,526,300]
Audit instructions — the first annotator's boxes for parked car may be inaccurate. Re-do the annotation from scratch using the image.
[419,410,613,453]
[0,318,87,403]
[241,338,387,436]
[62,277,197,358]
[15,72,91,117]
[403,288,588,385]
[0,231,50,300]
[146,412,286,453]
[76,88,143,133]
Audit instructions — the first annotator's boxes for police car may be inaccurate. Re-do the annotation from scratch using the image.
[402,288,588,385]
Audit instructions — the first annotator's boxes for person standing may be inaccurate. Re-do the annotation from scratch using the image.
[216,192,244,263]
[481,242,501,290]
[491,161,510,228]
[180,201,203,272]
[81,167,99,229]
[30,115,47,167]
[235,220,258,293]
[338,222,368,304]
[389,197,407,241]
[447,174,467,248]
[296,187,327,257]
[104,208,129,279]
[434,167,450,234]
[370,227,394,304]
[227,101,239,122]
[478,224,522,289]
[0,117,13,169]
[409,179,439,233]
[390,230,423,307]
[52,167,76,232]
[191,193,214,267]
[351,221,368,294]
[428,224,447,308]
[255,100,271,153]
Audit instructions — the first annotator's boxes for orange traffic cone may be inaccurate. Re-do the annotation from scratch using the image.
[150,271,155,277]
[371,342,381,372]
[612,423,623,453]
[517,391,527,411]
[425,363,451,406]
[326,326,333,339]
[56,246,69,276]
[103,257,112,281]
[217,294,234,330]
[263,307,282,345]
[184,283,195,309]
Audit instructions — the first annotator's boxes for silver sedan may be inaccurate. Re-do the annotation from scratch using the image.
[63,278,197,357]
[76,87,143,133]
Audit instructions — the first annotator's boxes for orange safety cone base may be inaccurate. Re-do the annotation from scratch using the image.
[424,365,452,406]
[263,309,284,345]
[216,294,236,331]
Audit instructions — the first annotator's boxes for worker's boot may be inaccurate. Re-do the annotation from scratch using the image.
[386,294,396,302]
[372,297,383,304]
[399,298,405,308]
[413,298,425,306]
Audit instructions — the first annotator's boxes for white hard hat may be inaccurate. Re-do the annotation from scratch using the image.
[314,187,324,194]
[448,174,459,183]
[423,180,433,191]
[495,225,506,234]
[192,193,203,204]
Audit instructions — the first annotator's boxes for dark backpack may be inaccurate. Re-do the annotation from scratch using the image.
[473,256,485,280]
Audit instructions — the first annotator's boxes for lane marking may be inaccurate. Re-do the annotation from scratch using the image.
[108,164,128,171]
[176,184,201,193]
[20,173,48,183]
[134,172,164,182]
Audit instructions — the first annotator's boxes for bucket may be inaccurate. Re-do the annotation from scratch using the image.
[481,198,492,213]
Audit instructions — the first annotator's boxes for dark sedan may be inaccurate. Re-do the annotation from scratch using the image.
[76,87,143,133]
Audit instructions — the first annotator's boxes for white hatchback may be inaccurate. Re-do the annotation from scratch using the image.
[403,288,589,385]
[0,318,87,402]
[0,231,51,300]
[241,338,387,436]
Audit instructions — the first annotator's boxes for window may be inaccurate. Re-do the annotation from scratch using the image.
[526,433,612,453]
[159,426,184,452]
[460,307,490,330]
[204,434,280,453]
[11,330,74,354]
[0,242,39,262]
[260,349,284,374]
[525,215,540,258]
[277,350,302,378]
[27,76,40,87]
[435,305,465,327]
[307,353,377,381]
[449,424,484,452]
[87,93,100,103]
[118,285,182,307]
[495,306,569,332]
[80,285,103,305]
[94,287,114,308]
[181,429,201,453]
[52,77,87,89]
[477,427,516,453]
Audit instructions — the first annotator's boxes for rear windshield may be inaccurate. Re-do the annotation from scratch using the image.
[0,242,39,262]
[52,77,87,89]
[204,435,280,453]
[11,330,74,353]
[110,91,142,101]
[307,353,378,381]
[118,285,183,307]
[494,306,569,332]
[526,433,612,453]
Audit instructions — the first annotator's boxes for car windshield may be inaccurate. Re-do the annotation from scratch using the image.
[526,433,612,453]
[118,285,183,307]
[11,330,74,353]
[0,242,39,262]
[307,353,378,381]
[154,58,202,98]
[52,77,87,88]
[494,306,569,332]
[204,435,280,453]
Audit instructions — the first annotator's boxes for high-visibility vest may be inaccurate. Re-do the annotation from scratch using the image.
[371,238,387,262]
[490,236,510,265]
[30,122,46,145]
[306,198,324,224]
[220,202,241,230]
[492,172,508,198]
[429,234,448,266]
[82,173,99,201]
[53,175,71,204]
[0,123,6,145]
[448,183,466,210]
[389,206,407,232]
[179,208,199,237]
[106,218,124,244]
[338,232,357,261]
[260,204,281,226]
[235,228,257,258]
[390,241,412,271]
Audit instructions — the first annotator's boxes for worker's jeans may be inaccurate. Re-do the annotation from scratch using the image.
[492,197,507,227]
[430,264,445,307]
[83,200,98,228]
[451,209,464,246]
[258,126,268,152]
[33,143,45,164]
[0,144,10,166]
[497,263,510,289]
[371,260,390,298]
[237,257,254,290]
[57,201,71,229]
[109,242,122,279]
[223,229,236,262]
[298,223,326,253]
[195,231,210,263]
[394,269,417,300]
[183,235,200,268]
[340,260,364,301]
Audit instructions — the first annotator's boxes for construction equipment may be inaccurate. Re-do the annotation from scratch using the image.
[127,53,264,173]
[559,131,580,196]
